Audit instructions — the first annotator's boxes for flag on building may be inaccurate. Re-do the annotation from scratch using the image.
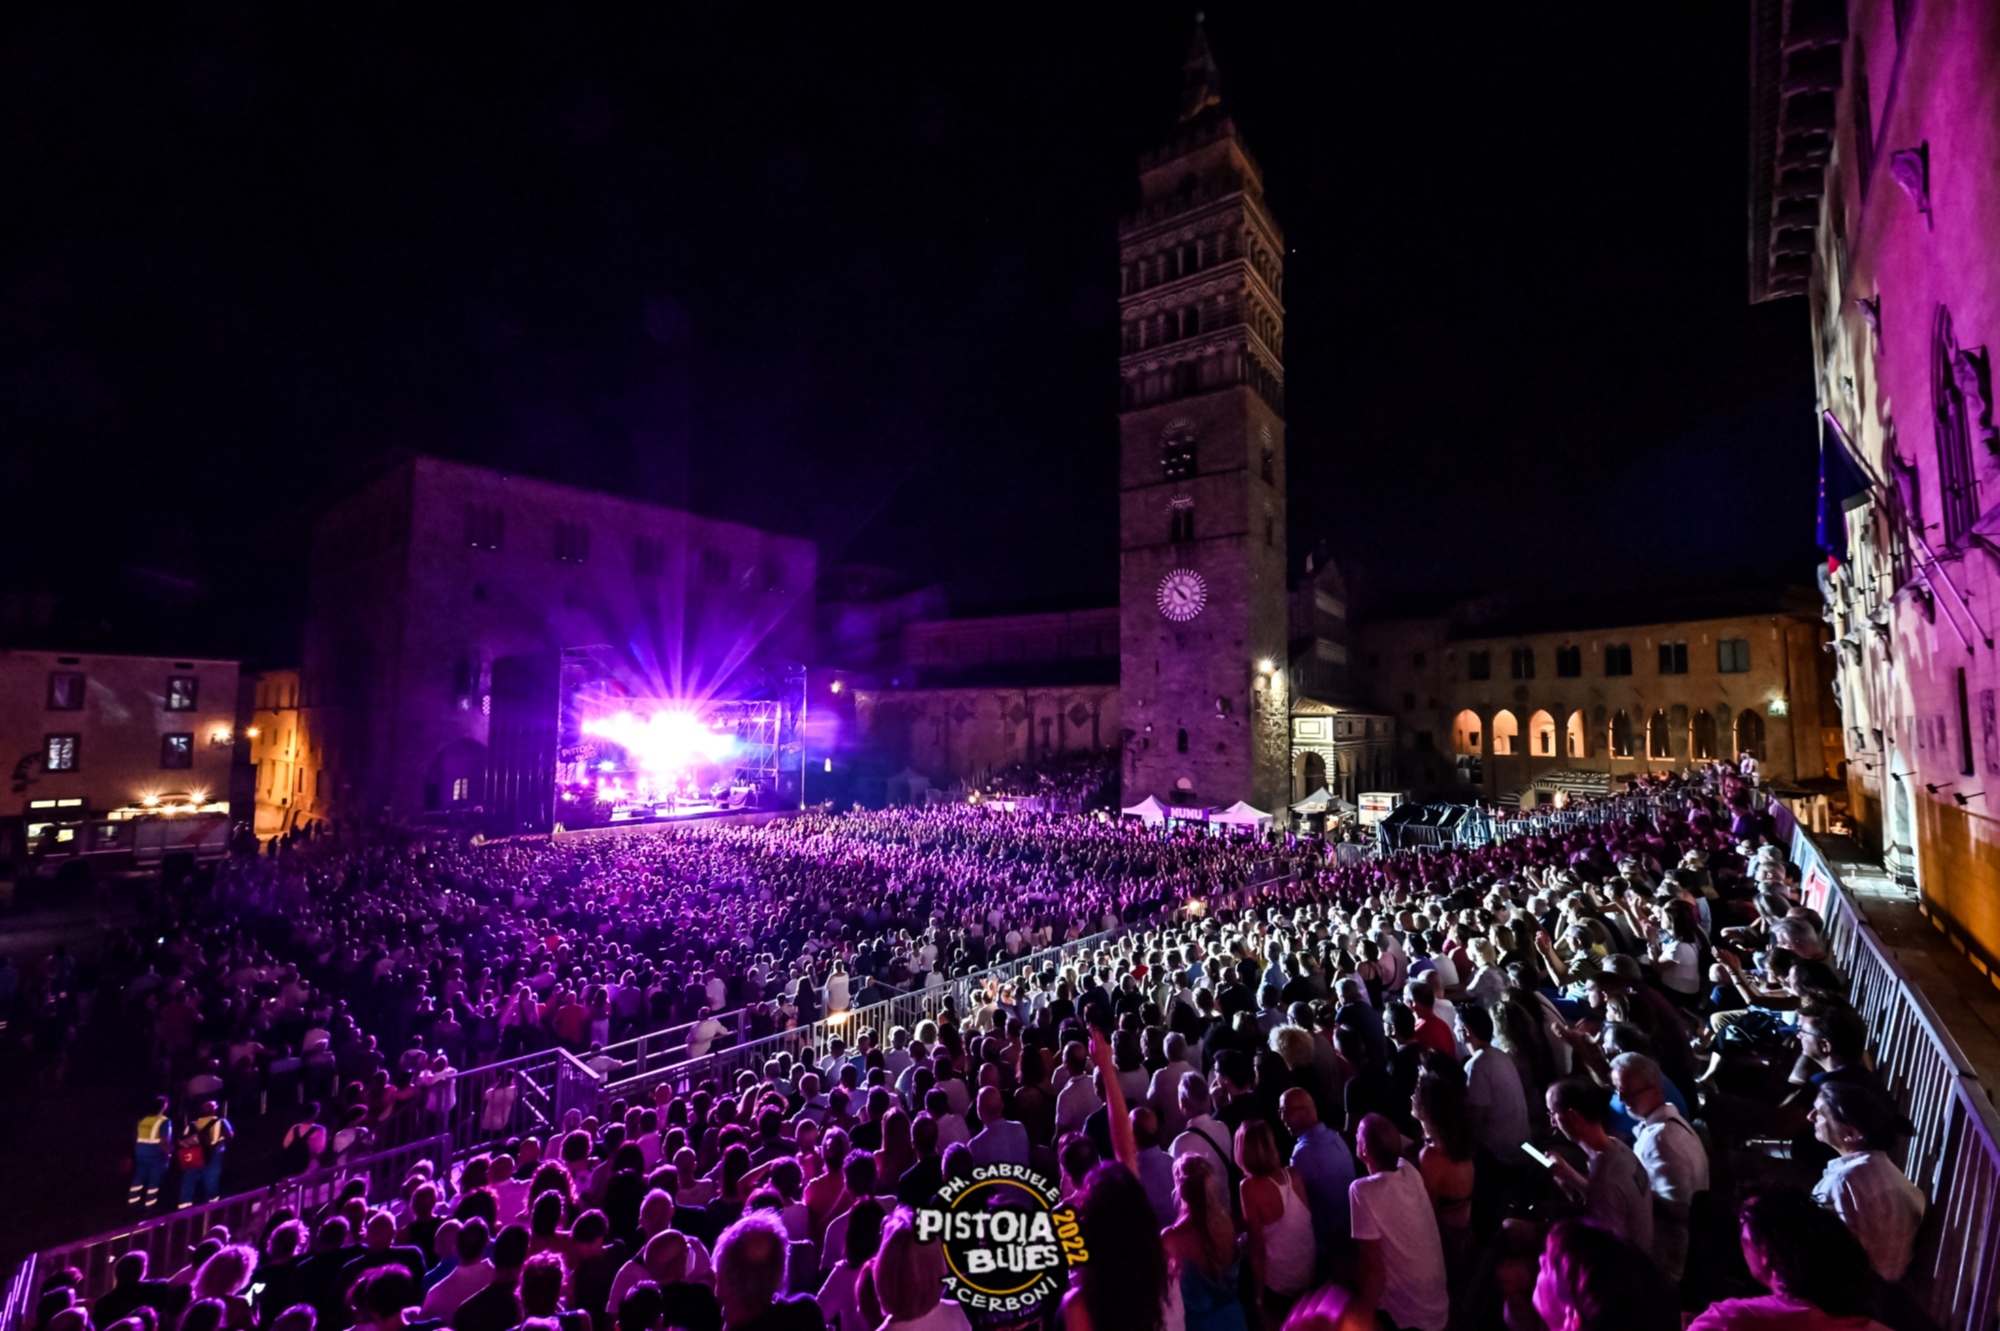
[1818,411,1873,569]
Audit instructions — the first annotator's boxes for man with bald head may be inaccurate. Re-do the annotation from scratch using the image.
[968,1084,1029,1168]
[1279,1087,1356,1264]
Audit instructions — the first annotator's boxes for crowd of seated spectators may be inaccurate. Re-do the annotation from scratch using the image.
[16,763,1938,1330]
[976,752,1120,813]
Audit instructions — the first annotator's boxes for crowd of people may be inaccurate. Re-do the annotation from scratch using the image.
[14,763,1938,1330]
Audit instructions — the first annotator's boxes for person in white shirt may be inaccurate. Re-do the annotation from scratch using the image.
[926,1088,971,1151]
[686,1007,726,1059]
[421,1219,494,1319]
[1349,1114,1449,1331]
[1145,1033,1196,1139]
[1055,1061,1103,1138]
[487,1153,530,1223]
[1810,1081,1925,1282]
[1459,1005,1532,1170]
[1611,1053,1708,1284]
[1170,1073,1233,1180]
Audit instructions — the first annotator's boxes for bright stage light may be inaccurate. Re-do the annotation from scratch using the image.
[582,708,740,773]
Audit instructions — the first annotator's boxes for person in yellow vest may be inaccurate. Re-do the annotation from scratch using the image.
[131,1095,172,1207]
[176,1099,233,1209]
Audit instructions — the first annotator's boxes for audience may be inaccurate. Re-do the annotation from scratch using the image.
[22,768,1952,1331]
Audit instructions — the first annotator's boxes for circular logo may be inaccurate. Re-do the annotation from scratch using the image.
[915,1164,1086,1317]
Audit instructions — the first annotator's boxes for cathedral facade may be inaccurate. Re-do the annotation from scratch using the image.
[1117,27,1292,814]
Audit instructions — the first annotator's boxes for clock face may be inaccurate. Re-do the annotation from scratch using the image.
[1157,568,1208,622]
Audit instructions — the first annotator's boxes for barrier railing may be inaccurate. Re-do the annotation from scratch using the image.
[1790,821,2000,1331]
[3,864,1298,1327]
[20,1134,453,1310]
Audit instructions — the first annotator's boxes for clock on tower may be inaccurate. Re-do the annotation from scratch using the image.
[1117,18,1289,815]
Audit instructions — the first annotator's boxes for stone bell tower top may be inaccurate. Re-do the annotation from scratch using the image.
[1116,17,1290,816]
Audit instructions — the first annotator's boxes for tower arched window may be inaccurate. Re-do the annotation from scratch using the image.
[1935,304,1979,543]
[1169,505,1194,544]
[1176,727,1190,754]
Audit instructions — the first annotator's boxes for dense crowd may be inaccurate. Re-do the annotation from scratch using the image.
[17,764,1933,1331]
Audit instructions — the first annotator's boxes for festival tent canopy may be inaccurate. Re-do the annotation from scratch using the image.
[1290,787,1354,815]
[1121,795,1170,824]
[1210,800,1274,826]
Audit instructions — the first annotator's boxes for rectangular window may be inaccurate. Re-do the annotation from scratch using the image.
[554,520,591,564]
[1402,692,1417,711]
[1718,638,1751,673]
[700,548,729,586]
[1658,641,1689,675]
[161,733,194,769]
[1510,648,1535,680]
[463,505,504,551]
[1604,644,1632,676]
[1960,666,1977,776]
[1466,651,1491,681]
[1555,646,1581,677]
[1415,730,1434,751]
[44,734,79,772]
[166,676,199,711]
[47,672,85,711]
[634,536,666,577]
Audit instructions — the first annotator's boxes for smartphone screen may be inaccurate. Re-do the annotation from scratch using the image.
[1521,1143,1556,1168]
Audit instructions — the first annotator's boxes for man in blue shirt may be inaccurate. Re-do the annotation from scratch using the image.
[1280,1087,1356,1268]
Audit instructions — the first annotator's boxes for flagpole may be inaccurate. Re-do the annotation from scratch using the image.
[1822,409,1989,652]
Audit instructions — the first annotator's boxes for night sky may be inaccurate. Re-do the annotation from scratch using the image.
[0,4,1817,665]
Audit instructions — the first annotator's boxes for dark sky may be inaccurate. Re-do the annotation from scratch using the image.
[0,4,1816,665]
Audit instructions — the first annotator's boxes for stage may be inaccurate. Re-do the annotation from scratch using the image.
[549,804,799,842]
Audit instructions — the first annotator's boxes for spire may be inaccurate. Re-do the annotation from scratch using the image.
[1178,12,1224,121]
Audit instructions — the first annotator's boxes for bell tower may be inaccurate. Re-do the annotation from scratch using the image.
[1118,18,1289,814]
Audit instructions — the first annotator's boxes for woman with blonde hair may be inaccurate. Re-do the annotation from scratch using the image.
[868,1211,971,1331]
[1161,1154,1247,1331]
[1234,1120,1314,1328]
[191,1243,259,1331]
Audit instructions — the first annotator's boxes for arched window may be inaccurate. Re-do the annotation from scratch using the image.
[1162,426,1197,480]
[1452,709,1482,755]
[1647,709,1672,759]
[1528,710,1556,756]
[1735,709,1767,761]
[1609,710,1635,758]
[1169,506,1194,544]
[1491,710,1519,756]
[1565,711,1585,757]
[1692,709,1718,760]
[1935,305,1979,543]
[1176,727,1189,754]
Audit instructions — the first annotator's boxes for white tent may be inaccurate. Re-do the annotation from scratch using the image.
[1209,800,1273,827]
[1290,786,1354,815]
[1121,795,1170,824]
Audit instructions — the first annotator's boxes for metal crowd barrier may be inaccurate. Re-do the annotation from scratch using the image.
[1789,817,2000,1331]
[19,1134,454,1311]
[0,859,1318,1331]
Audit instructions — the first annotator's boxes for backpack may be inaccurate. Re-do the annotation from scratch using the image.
[280,1122,319,1174]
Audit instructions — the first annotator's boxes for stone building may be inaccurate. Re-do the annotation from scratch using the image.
[243,668,323,839]
[1358,595,1840,803]
[1118,23,1292,814]
[301,455,814,826]
[1752,0,2000,962]
[848,608,1120,799]
[0,648,239,821]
